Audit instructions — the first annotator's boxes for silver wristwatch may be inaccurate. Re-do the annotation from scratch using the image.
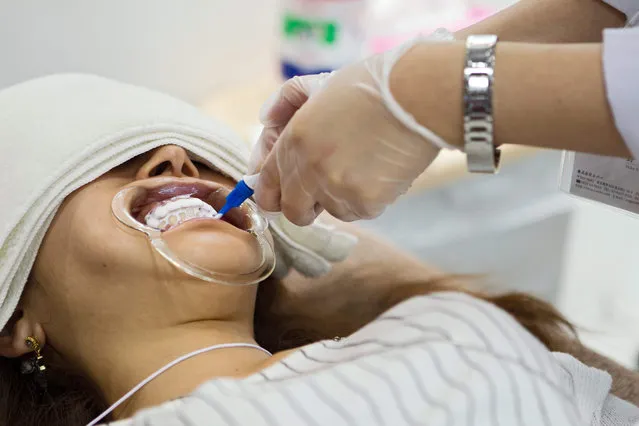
[464,35,500,173]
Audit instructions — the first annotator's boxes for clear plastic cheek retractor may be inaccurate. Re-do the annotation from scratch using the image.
[110,174,275,286]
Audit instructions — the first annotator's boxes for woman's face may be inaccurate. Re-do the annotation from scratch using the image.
[23,145,265,355]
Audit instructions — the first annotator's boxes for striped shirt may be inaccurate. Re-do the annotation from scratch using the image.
[106,292,639,426]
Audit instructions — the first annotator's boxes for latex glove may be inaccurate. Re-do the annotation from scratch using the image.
[269,215,358,278]
[250,30,455,225]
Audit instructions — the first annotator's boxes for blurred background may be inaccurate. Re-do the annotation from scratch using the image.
[2,0,638,368]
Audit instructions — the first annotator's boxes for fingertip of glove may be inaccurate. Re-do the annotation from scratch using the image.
[259,90,281,125]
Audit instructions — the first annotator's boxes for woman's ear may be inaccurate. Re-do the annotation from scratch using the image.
[0,310,46,358]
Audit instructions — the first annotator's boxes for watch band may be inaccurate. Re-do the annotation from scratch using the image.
[463,35,500,173]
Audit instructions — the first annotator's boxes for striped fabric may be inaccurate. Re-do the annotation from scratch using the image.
[107,292,639,426]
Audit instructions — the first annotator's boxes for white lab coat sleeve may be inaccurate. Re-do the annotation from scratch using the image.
[602,0,639,21]
[602,27,639,159]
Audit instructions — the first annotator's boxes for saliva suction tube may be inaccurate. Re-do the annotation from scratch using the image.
[111,177,275,286]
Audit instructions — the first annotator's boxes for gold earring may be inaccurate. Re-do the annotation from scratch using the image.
[21,336,47,391]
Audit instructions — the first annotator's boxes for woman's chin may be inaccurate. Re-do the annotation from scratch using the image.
[161,219,263,276]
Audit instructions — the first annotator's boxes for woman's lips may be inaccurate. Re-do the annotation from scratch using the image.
[129,181,250,231]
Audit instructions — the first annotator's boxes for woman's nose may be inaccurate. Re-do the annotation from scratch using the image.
[136,145,200,179]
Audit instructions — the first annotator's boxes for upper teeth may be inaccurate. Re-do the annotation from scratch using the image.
[145,194,218,231]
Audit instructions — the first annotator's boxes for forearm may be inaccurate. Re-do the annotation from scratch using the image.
[455,0,625,43]
[391,41,631,158]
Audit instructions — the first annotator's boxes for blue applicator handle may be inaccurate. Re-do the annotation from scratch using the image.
[217,173,260,217]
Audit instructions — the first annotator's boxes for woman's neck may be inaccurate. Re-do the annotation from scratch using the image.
[88,320,272,420]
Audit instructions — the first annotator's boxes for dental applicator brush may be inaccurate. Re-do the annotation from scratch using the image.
[216,173,260,218]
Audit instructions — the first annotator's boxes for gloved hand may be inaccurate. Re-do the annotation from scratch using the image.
[250,30,455,225]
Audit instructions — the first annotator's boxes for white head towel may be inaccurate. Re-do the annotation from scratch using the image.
[0,74,357,331]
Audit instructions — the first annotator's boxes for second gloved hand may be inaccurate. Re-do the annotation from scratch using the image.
[251,31,455,225]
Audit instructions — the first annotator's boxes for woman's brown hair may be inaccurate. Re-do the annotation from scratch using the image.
[0,277,578,425]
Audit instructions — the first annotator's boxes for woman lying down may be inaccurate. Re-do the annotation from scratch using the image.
[1,75,638,426]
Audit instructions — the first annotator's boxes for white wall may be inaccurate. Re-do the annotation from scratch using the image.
[558,199,639,367]
[0,1,278,103]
